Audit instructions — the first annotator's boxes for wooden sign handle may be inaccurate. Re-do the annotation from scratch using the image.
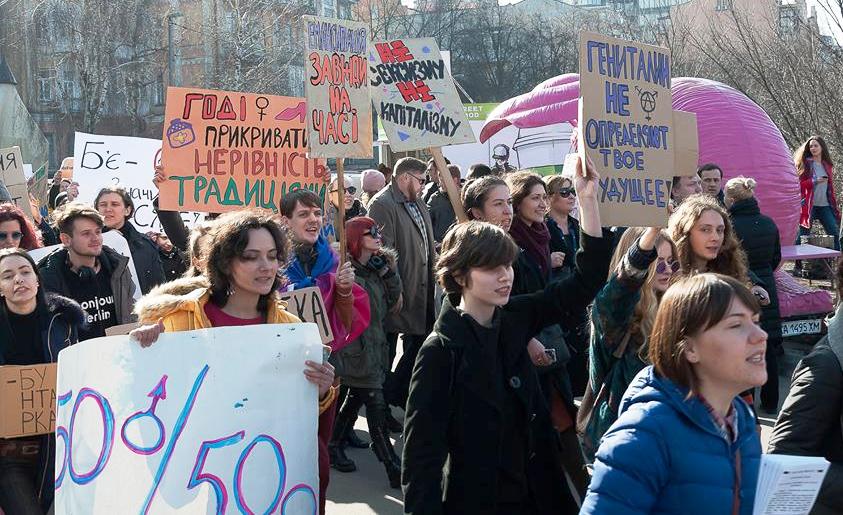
[335,158,347,264]
[430,147,468,224]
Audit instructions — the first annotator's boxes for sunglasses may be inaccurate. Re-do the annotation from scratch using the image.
[655,258,680,275]
[0,231,23,241]
[557,188,576,198]
[408,173,426,186]
[331,186,357,195]
[364,226,381,239]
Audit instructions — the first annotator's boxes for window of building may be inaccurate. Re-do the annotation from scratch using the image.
[37,69,56,103]
[715,0,733,11]
[321,0,336,18]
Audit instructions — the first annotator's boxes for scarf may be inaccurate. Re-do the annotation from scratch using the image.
[285,235,339,289]
[509,216,552,279]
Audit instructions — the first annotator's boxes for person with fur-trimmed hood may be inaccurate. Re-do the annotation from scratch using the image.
[0,248,87,514]
[128,211,338,515]
[329,217,403,487]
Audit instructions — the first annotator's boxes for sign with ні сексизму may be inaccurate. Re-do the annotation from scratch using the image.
[369,38,475,152]
[578,31,674,227]
[54,324,322,514]
[158,87,329,214]
[0,146,34,218]
[0,363,57,439]
[72,132,202,231]
[303,15,372,158]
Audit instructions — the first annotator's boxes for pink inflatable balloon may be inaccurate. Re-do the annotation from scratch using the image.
[671,77,800,245]
[479,75,800,245]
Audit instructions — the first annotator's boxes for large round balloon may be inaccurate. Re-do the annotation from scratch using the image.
[480,75,800,244]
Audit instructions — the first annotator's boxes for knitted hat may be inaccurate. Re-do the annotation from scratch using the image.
[361,169,385,193]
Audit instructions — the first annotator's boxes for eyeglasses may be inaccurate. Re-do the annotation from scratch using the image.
[364,226,381,239]
[0,231,23,241]
[557,188,576,198]
[331,186,357,195]
[408,173,425,186]
[655,258,680,275]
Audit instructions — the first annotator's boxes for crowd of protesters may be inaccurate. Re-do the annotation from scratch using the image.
[0,132,842,515]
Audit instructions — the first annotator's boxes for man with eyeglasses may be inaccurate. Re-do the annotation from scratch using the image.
[323,175,367,243]
[368,157,436,423]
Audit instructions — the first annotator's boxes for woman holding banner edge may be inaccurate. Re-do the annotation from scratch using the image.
[129,211,338,514]
[0,248,87,515]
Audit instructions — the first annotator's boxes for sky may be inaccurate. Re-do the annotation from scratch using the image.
[808,0,843,42]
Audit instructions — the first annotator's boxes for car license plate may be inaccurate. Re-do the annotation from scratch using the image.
[781,319,822,337]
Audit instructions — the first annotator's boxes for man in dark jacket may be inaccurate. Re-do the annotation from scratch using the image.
[698,163,726,206]
[768,303,843,515]
[37,203,136,340]
[426,164,461,244]
[368,157,436,411]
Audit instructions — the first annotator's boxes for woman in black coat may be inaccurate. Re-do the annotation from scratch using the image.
[403,158,610,514]
[726,177,783,411]
[0,248,86,514]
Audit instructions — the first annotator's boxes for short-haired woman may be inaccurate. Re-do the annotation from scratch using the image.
[581,273,766,514]
[402,155,611,514]
[95,186,166,293]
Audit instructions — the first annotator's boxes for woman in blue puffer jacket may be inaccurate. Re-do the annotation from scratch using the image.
[581,273,766,515]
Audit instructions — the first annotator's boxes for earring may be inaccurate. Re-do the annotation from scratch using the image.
[227,285,235,296]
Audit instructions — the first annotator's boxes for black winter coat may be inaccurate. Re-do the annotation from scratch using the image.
[547,215,580,279]
[114,223,166,295]
[0,294,86,511]
[768,307,843,514]
[402,231,611,514]
[729,197,783,344]
[426,189,457,243]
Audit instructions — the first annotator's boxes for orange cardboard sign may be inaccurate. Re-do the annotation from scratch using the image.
[0,363,57,438]
[159,87,329,213]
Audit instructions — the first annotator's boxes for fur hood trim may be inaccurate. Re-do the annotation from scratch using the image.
[133,276,210,322]
[46,294,88,329]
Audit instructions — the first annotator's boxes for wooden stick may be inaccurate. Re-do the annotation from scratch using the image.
[430,147,468,224]
[336,157,347,264]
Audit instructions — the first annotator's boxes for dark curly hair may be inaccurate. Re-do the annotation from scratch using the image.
[204,211,290,313]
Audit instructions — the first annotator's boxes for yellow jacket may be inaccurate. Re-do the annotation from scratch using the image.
[134,276,337,411]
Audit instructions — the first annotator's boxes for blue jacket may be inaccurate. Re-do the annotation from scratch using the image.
[581,366,761,515]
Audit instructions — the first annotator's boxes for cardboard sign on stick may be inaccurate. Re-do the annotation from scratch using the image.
[303,16,372,158]
[672,110,699,177]
[0,146,34,218]
[578,31,674,227]
[159,87,328,214]
[0,363,57,438]
[279,287,335,344]
[54,324,322,514]
[369,38,475,151]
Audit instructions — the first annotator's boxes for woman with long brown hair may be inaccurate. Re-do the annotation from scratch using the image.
[795,135,839,250]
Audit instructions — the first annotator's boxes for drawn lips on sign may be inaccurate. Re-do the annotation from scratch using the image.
[635,86,658,121]
[166,119,195,149]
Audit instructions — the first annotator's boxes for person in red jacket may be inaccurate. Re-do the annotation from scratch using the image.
[796,135,840,250]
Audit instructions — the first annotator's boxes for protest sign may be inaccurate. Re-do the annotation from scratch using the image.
[27,163,49,207]
[159,87,328,214]
[0,363,57,439]
[578,31,674,227]
[0,146,34,218]
[54,324,322,514]
[28,230,143,300]
[673,110,699,177]
[72,132,201,231]
[369,38,475,152]
[303,15,372,158]
[279,286,334,344]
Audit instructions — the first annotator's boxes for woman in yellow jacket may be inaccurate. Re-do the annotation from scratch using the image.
[129,211,338,513]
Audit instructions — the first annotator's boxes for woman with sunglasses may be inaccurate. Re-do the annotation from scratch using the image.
[725,177,783,412]
[329,217,403,488]
[579,226,678,461]
[544,175,579,280]
[323,176,365,244]
[0,204,42,251]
